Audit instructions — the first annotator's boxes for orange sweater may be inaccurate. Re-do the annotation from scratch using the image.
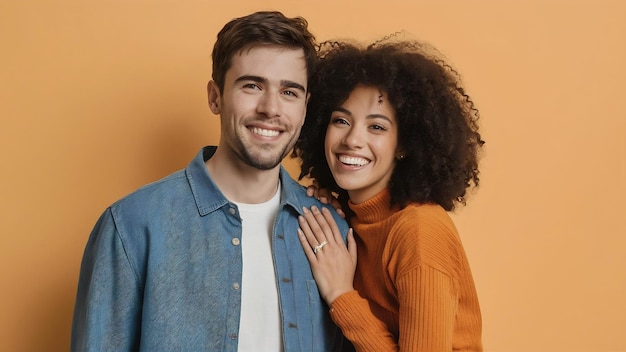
[330,189,482,351]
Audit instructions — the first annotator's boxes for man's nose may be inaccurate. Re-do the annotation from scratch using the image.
[257,92,280,117]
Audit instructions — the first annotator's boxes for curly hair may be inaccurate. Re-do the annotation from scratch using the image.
[293,37,484,211]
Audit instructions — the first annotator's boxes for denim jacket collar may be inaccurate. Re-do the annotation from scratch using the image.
[187,146,306,217]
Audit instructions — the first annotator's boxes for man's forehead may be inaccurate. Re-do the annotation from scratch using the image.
[227,45,308,85]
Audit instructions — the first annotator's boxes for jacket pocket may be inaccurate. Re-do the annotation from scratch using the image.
[306,280,340,351]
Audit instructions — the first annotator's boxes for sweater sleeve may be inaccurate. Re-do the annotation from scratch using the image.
[395,265,458,351]
[329,266,458,352]
[329,290,399,352]
[334,200,480,351]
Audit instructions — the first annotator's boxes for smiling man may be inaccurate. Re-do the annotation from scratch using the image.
[71,11,349,352]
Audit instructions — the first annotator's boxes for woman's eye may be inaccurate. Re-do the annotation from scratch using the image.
[330,117,349,125]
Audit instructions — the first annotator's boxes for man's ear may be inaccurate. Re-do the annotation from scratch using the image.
[207,80,221,114]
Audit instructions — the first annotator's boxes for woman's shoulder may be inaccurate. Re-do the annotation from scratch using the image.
[386,203,464,274]
[392,203,458,239]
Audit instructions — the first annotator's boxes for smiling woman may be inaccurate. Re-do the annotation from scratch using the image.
[324,85,399,204]
[294,39,484,351]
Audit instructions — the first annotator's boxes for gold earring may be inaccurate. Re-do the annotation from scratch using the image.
[396,153,405,160]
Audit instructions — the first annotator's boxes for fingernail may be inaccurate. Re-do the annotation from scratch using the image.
[311,206,319,213]
[302,207,310,214]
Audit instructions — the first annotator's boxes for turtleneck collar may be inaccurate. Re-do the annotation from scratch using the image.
[348,188,399,224]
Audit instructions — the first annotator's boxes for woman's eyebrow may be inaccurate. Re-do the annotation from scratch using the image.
[333,107,392,123]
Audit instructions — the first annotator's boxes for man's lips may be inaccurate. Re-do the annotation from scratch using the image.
[249,126,280,137]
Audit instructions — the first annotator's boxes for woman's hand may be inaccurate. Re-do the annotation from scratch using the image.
[298,206,357,306]
[306,184,345,219]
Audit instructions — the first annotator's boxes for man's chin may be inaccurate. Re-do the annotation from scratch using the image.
[239,142,293,170]
[242,154,284,170]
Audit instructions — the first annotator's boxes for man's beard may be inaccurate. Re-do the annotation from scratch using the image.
[236,139,294,170]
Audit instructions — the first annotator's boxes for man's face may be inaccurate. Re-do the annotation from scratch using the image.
[208,45,309,170]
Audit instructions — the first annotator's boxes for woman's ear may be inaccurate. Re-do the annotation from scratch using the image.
[395,147,406,160]
[207,80,221,114]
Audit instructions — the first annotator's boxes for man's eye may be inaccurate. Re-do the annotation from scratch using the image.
[283,90,298,97]
[243,83,261,90]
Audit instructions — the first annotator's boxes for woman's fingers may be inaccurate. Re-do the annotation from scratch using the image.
[306,184,317,198]
[319,207,344,246]
[306,184,331,203]
[298,205,344,257]
[297,228,317,262]
[297,206,357,306]
[347,229,357,266]
[301,206,330,246]
[304,184,345,219]
[298,212,319,248]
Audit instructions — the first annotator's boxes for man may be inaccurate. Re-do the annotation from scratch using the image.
[71,11,349,352]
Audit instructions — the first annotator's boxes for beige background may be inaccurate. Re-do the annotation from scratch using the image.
[1,1,625,351]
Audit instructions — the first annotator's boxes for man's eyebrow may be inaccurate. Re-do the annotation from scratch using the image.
[234,75,266,84]
[281,80,306,93]
[233,75,306,93]
[333,106,393,123]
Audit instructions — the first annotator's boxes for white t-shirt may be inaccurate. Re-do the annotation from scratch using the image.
[235,184,283,352]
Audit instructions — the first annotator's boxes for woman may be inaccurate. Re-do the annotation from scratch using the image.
[293,38,484,351]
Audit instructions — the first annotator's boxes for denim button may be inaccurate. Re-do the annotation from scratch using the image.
[228,207,236,215]
[232,238,240,246]
[229,333,237,339]
[232,282,240,290]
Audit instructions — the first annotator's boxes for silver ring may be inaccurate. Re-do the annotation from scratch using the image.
[313,240,328,254]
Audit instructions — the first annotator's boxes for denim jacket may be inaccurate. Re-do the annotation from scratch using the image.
[71,147,349,352]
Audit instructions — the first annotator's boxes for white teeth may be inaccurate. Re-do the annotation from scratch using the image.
[339,155,369,166]
[250,127,279,137]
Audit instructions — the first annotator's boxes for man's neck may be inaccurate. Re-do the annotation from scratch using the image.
[206,149,281,204]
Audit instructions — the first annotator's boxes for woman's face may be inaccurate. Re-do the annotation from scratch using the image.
[324,85,401,204]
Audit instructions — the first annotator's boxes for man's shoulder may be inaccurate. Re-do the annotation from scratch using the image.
[111,169,188,209]
[279,170,348,225]
[279,177,348,232]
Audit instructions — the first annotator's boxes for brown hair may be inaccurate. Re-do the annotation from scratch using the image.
[211,11,317,92]
[295,39,484,211]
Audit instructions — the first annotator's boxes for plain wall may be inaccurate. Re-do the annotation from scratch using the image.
[1,1,625,351]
